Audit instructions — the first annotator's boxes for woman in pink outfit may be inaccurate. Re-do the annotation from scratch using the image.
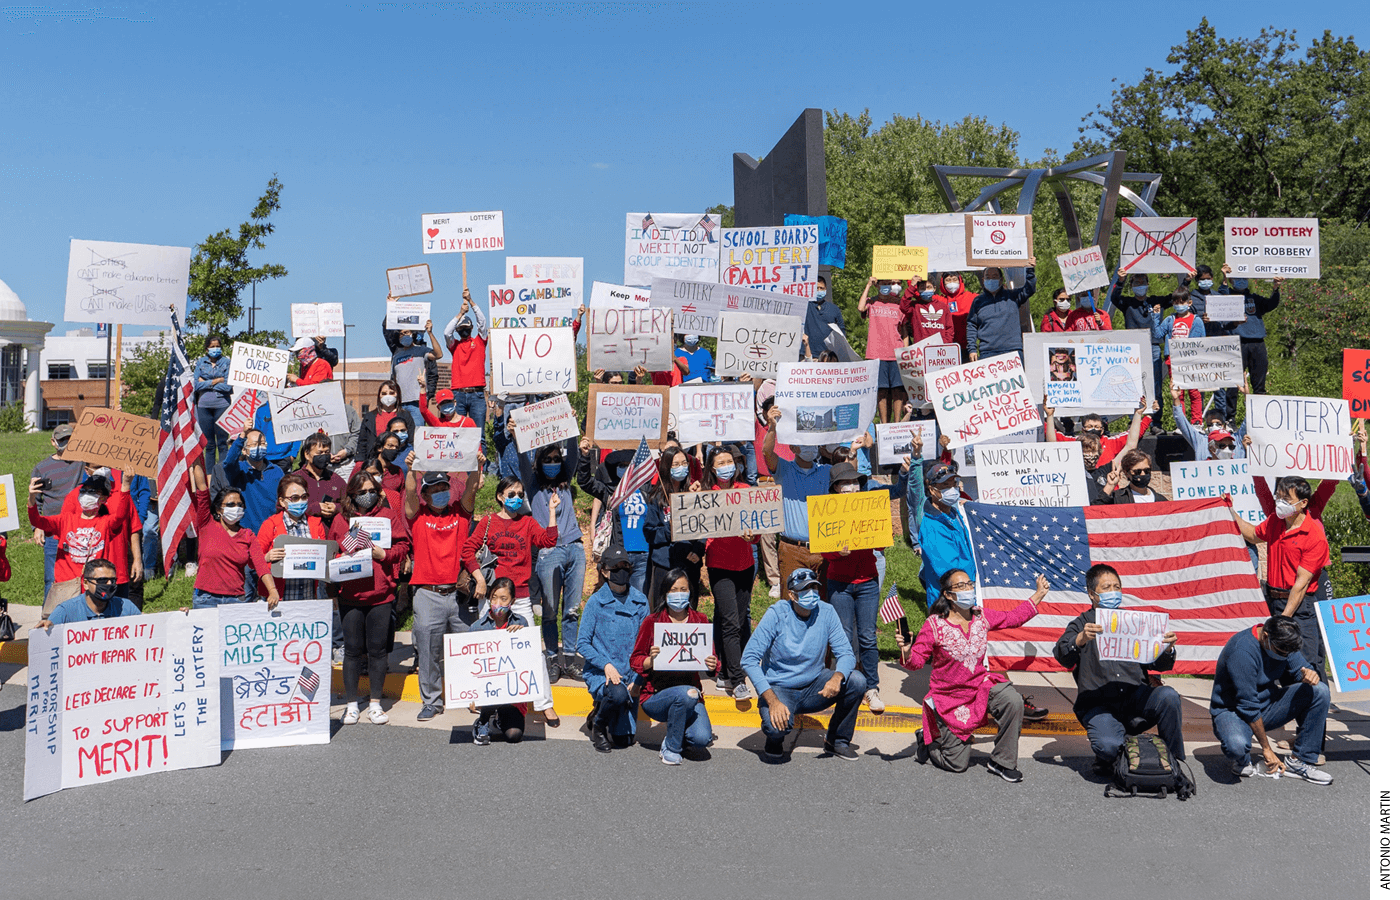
[895,568,1049,783]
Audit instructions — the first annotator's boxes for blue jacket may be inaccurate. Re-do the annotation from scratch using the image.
[578,583,650,695]
[1106,278,1175,360]
[252,402,302,465]
[741,600,855,696]
[222,436,284,533]
[128,474,152,521]
[1214,284,1281,341]
[1152,310,1205,345]
[909,456,975,609]
[193,354,233,408]
[966,268,1037,358]
[802,297,847,360]
[1210,626,1310,722]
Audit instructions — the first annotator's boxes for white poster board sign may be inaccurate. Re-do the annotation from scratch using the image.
[421,210,505,254]
[1120,217,1198,275]
[653,623,714,672]
[651,277,809,337]
[966,214,1033,266]
[411,427,482,472]
[511,394,580,453]
[928,352,1042,448]
[586,306,673,371]
[488,282,577,329]
[395,356,424,404]
[897,336,960,411]
[505,257,584,306]
[228,342,289,392]
[1043,342,1143,412]
[1170,459,1266,526]
[674,382,755,444]
[291,303,344,338]
[904,213,974,272]
[267,382,351,443]
[0,474,17,532]
[954,427,1042,479]
[624,212,722,287]
[590,281,652,309]
[974,441,1091,507]
[218,601,332,750]
[587,385,668,448]
[1245,395,1353,479]
[1168,336,1245,390]
[282,543,328,580]
[64,239,191,326]
[386,300,431,331]
[875,421,939,466]
[1206,294,1246,322]
[1223,217,1319,279]
[328,549,374,583]
[216,389,260,435]
[349,516,392,549]
[490,327,578,395]
[387,264,433,298]
[443,626,548,708]
[719,224,819,298]
[1056,246,1111,293]
[1022,330,1154,418]
[1097,609,1171,664]
[773,361,880,446]
[715,312,802,380]
[671,485,784,540]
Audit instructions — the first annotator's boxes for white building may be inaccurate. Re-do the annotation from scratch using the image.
[0,279,55,430]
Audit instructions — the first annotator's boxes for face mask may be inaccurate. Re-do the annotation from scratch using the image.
[878,284,894,297]
[670,465,689,482]
[944,279,959,291]
[89,581,117,604]
[1197,279,1213,291]
[1079,296,1094,308]
[221,505,245,525]
[665,592,690,612]
[247,445,267,461]
[392,430,409,444]
[794,590,821,610]
[380,394,397,408]
[541,462,562,478]
[984,279,1001,293]
[1274,500,1298,519]
[1212,446,1235,460]
[1132,285,1148,297]
[1055,299,1071,311]
[502,495,525,513]
[286,500,309,518]
[794,445,818,462]
[1174,304,1191,315]
[714,464,736,481]
[1096,590,1123,610]
[683,335,698,348]
[209,348,222,359]
[1128,472,1153,488]
[458,323,474,338]
[490,604,511,622]
[939,487,961,506]
[815,288,827,301]
[427,490,451,508]
[1232,279,1248,291]
[353,490,379,510]
[608,567,632,588]
[439,404,456,418]
[952,590,976,609]
[78,492,101,512]
[312,453,331,470]
[399,334,413,347]
[920,290,934,300]
[54,439,69,452]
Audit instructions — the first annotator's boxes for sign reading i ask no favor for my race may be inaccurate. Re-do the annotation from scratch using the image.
[671,485,784,541]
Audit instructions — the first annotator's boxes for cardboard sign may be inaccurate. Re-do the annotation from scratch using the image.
[1223,217,1319,279]
[1343,349,1369,419]
[1170,459,1265,525]
[671,485,784,541]
[1120,217,1198,275]
[269,536,338,580]
[1205,294,1246,323]
[715,312,802,380]
[411,427,482,472]
[387,264,433,298]
[974,441,1090,508]
[653,623,714,672]
[897,336,959,410]
[929,352,1042,448]
[1022,331,1154,418]
[1056,246,1110,293]
[505,257,584,305]
[586,384,668,449]
[590,281,651,309]
[23,610,222,801]
[327,549,374,583]
[64,239,191,326]
[61,407,160,477]
[421,210,504,254]
[386,300,431,331]
[511,394,580,453]
[1096,608,1170,664]
[488,283,577,329]
[1168,337,1244,390]
[1044,342,1143,412]
[872,245,928,280]
[875,421,939,466]
[217,601,332,750]
[624,212,722,287]
[651,276,809,338]
[349,517,392,549]
[673,383,755,444]
[443,625,548,708]
[0,474,17,533]
[267,383,350,443]
[773,361,880,446]
[1245,395,1353,479]
[904,213,974,272]
[1317,596,1370,693]
[229,342,289,392]
[806,490,892,554]
[718,225,819,297]
[490,327,578,396]
[216,388,261,435]
[290,303,344,338]
[586,306,672,371]
[966,214,1033,266]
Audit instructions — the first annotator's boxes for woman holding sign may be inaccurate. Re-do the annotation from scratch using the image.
[643,446,705,610]
[255,473,327,608]
[464,578,532,745]
[629,569,718,765]
[699,446,759,701]
[187,457,278,609]
[355,380,416,464]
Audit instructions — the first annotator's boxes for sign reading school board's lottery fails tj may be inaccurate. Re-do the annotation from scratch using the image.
[718,225,818,297]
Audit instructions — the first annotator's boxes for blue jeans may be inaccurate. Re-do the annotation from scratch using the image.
[141,510,161,575]
[1212,681,1331,767]
[536,541,586,657]
[196,404,230,474]
[243,566,259,604]
[402,404,425,428]
[641,685,713,754]
[43,534,57,600]
[758,668,868,746]
[626,549,649,594]
[453,389,488,449]
[193,588,247,609]
[592,681,638,739]
[827,579,880,691]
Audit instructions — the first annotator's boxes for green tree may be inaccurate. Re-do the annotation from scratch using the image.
[119,339,172,420]
[705,204,735,228]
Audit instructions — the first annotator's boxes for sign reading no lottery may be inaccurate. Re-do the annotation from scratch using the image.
[421,211,505,254]
[490,327,577,396]
[1119,217,1198,275]
[965,214,1033,266]
[1055,246,1110,293]
[1223,217,1319,279]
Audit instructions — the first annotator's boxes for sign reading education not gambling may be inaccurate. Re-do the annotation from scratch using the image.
[587,384,669,450]
[673,383,755,444]
[716,312,802,380]
[1119,217,1198,275]
[64,239,192,326]
[218,601,333,751]
[966,214,1033,266]
[671,485,783,541]
[1170,459,1265,525]
[929,353,1041,448]
[1223,218,1319,279]
[1168,337,1245,390]
[1245,395,1353,479]
[1044,342,1143,412]
[444,626,548,708]
[421,211,505,254]
[490,327,577,395]
[624,212,722,286]
[773,361,880,446]
[651,277,808,338]
[975,442,1090,508]
[719,225,819,297]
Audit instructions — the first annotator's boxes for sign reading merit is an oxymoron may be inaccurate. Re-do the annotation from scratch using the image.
[421,211,504,254]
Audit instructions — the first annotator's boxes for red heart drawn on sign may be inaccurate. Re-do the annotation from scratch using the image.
[427,228,440,238]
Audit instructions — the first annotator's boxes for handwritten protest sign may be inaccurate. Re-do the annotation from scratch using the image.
[1023,331,1154,418]
[774,361,880,446]
[673,382,755,444]
[1317,596,1370,693]
[505,257,584,305]
[824,324,860,363]
[229,342,289,392]
[807,490,892,554]
[587,306,672,371]
[671,485,783,541]
[387,264,433,298]
[216,388,261,435]
[929,353,1041,448]
[1168,336,1244,390]
[267,383,350,443]
[64,239,191,326]
[0,474,18,532]
[386,300,431,330]
[975,441,1090,507]
[511,394,580,453]
[411,427,482,472]
[651,277,809,337]
[1245,395,1353,479]
[897,336,959,410]
[953,427,1041,479]
[1223,217,1319,279]
[625,212,722,286]
[1120,217,1198,275]
[421,210,504,254]
[444,625,548,708]
[716,312,802,380]
[590,281,651,310]
[61,407,159,477]
[489,283,577,329]
[784,213,848,268]
[587,384,668,449]
[218,601,332,750]
[1055,246,1110,293]
[1206,294,1245,322]
[490,327,577,395]
[876,421,939,466]
[653,623,714,672]
[1096,608,1170,664]
[1044,342,1143,412]
[872,245,928,280]
[24,610,222,801]
[904,213,973,272]
[1343,349,1369,419]
[966,214,1033,266]
[719,225,819,297]
[291,302,344,337]
[1170,459,1265,525]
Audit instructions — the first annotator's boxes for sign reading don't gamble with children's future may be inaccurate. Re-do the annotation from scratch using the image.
[62,407,160,477]
[773,360,880,447]
[229,342,290,392]
[670,485,784,541]
[719,224,818,297]
[806,490,892,554]
[587,384,669,450]
[1245,394,1353,479]
[218,601,332,751]
[929,352,1042,448]
[443,626,548,708]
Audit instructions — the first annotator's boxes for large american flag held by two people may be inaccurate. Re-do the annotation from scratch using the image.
[965,498,1267,675]
[156,310,207,576]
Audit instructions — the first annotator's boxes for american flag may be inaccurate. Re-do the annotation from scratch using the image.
[340,524,372,554]
[298,665,320,701]
[697,214,716,242]
[156,310,206,576]
[592,436,657,552]
[879,583,905,625]
[965,498,1267,675]
[640,213,655,232]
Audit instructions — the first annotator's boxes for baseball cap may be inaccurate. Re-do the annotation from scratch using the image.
[292,337,315,352]
[421,472,450,488]
[1207,430,1234,444]
[786,568,821,593]
[435,389,455,405]
[928,461,960,485]
[600,546,631,570]
[829,462,860,486]
[53,424,74,440]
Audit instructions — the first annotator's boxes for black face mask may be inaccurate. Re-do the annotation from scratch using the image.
[607,568,632,589]
[312,453,331,470]
[1128,472,1153,488]
[89,581,117,604]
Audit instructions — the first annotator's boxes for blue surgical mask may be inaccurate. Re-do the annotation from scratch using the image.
[670,465,689,482]
[665,591,690,611]
[399,334,413,347]
[878,284,894,296]
[815,289,827,301]
[542,462,562,478]
[208,348,222,359]
[714,464,736,481]
[1174,304,1191,315]
[1132,285,1148,297]
[1096,590,1123,609]
[428,490,451,508]
[1197,279,1213,291]
[683,335,698,348]
[794,445,818,462]
[1263,640,1289,662]
[794,590,821,610]
[439,404,456,418]
[286,500,309,518]
[246,445,267,461]
[920,290,934,300]
[984,279,1001,293]
[953,590,976,609]
[391,430,409,442]
[503,496,525,513]
[1232,279,1248,291]
[939,487,960,506]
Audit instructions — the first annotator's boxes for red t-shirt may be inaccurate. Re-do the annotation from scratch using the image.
[447,335,488,389]
[29,496,134,584]
[192,489,270,594]
[862,299,906,361]
[1255,514,1330,593]
[406,507,474,587]
[462,513,558,597]
[296,358,333,386]
[822,547,878,584]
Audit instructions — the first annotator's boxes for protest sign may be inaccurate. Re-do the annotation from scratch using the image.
[411,427,482,472]
[673,382,755,444]
[511,394,580,453]
[1043,342,1144,412]
[394,356,424,404]
[62,407,159,477]
[653,623,714,672]
[349,516,392,548]
[807,490,892,554]
[269,537,337,580]
[386,300,431,331]
[290,303,344,338]
[229,342,289,392]
[443,625,548,708]
[1055,246,1110,293]
[386,264,433,298]
[586,306,672,371]
[64,239,191,326]
[1206,294,1246,322]
[1245,395,1353,479]
[24,610,222,801]
[896,336,960,410]
[0,474,17,532]
[650,277,808,337]
[929,353,1042,447]
[716,312,802,380]
[1119,217,1198,275]
[904,213,973,272]
[216,389,260,435]
[490,327,577,395]
[1317,596,1370,693]
[671,485,783,541]
[875,421,939,466]
[421,210,504,254]
[267,383,350,443]
[505,257,584,302]
[624,212,722,286]
[773,361,880,446]
[588,384,668,449]
[590,281,652,309]
[824,325,860,363]
[218,600,332,750]
[953,427,1041,479]
[488,283,577,329]
[1170,459,1265,525]
[965,214,1033,266]
[1096,609,1170,664]
[1343,348,1369,419]
[1023,330,1154,418]
[974,441,1090,508]
[719,224,819,298]
[1168,336,1244,390]
[872,245,928,280]
[327,550,374,583]
[1223,217,1319,279]
[784,214,848,268]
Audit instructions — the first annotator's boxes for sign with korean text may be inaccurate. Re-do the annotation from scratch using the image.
[872,245,928,280]
[586,384,669,450]
[386,300,431,331]
[1055,246,1110,293]
[965,214,1033,267]
[421,210,504,254]
[1317,596,1370,693]
[773,361,880,446]
[267,383,350,443]
[904,213,973,272]
[586,306,673,371]
[511,394,580,453]
[218,601,332,750]
[1343,349,1369,419]
[387,264,433,298]
[488,282,577,329]
[1119,217,1198,275]
[411,427,482,472]
[806,490,893,554]
[654,623,714,672]
[1168,336,1245,390]
[444,625,548,708]
[1223,217,1319,279]
[60,407,160,477]
[974,441,1090,508]
[490,327,578,396]
[624,212,722,287]
[1096,608,1170,664]
[671,485,784,541]
[1044,342,1143,412]
[228,342,289,392]
[929,352,1042,448]
[716,312,802,380]
[651,277,809,338]
[1170,459,1265,525]
[673,382,755,444]
[1245,395,1353,479]
[719,224,819,298]
[290,302,345,338]
[64,239,191,327]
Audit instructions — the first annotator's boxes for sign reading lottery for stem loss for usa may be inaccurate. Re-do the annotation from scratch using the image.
[1223,217,1319,279]
[421,211,505,254]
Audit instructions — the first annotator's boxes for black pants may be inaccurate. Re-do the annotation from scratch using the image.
[343,603,394,701]
[707,565,754,682]
[1241,338,1268,396]
[477,705,525,742]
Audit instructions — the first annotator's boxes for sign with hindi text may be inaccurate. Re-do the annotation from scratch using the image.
[1245,395,1353,479]
[1223,217,1319,279]
[671,485,783,541]
[218,601,332,750]
[64,239,191,326]
[422,210,504,254]
[773,361,880,446]
[974,441,1089,508]
[586,384,668,450]
[624,212,722,287]
[61,407,159,477]
[807,490,892,554]
[929,353,1041,448]
[444,625,548,708]
[511,394,580,453]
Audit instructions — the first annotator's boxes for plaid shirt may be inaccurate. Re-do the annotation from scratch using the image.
[280,514,321,602]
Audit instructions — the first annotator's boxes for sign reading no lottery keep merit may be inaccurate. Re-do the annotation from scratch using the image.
[1170,459,1266,525]
[929,352,1042,448]
[64,239,192,327]
[291,303,344,337]
[490,327,578,396]
[387,264,433,298]
[674,382,756,444]
[488,283,577,329]
[590,281,651,309]
[421,211,504,254]
[386,300,431,331]
[1167,337,1244,390]
[904,213,974,272]
[624,212,722,287]
[1096,609,1170,664]
[411,427,482,472]
[1223,217,1319,279]
[875,421,939,465]
[586,384,669,449]
[715,312,802,380]
[1317,596,1370,693]
[1119,217,1198,275]
[218,600,333,750]
[965,214,1033,266]
[773,360,880,446]
[443,626,548,708]
[671,485,784,541]
[1343,348,1369,419]
[718,225,819,297]
[1055,246,1110,293]
[651,277,809,338]
[872,245,928,280]
[974,441,1090,508]
[229,342,289,392]
[267,383,351,443]
[807,490,892,554]
[653,623,714,672]
[511,394,580,453]
[1245,394,1353,479]
[586,306,673,371]
[1205,295,1246,322]
[61,407,161,477]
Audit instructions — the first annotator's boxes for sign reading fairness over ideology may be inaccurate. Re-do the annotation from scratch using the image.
[716,312,802,380]
[587,384,669,449]
[1056,246,1110,293]
[719,225,819,298]
[671,485,784,541]
[1044,342,1143,412]
[24,610,221,801]
[267,383,350,443]
[872,245,928,280]
[1343,348,1369,419]
[229,342,289,392]
[62,408,160,477]
[488,283,577,329]
[773,361,880,446]
[807,490,892,554]
[905,213,974,272]
[218,601,332,751]
[1224,217,1320,279]
[587,306,672,371]
[1170,459,1266,525]
[412,427,482,472]
[1120,217,1198,275]
[490,327,578,395]
[443,626,548,708]
[1246,394,1353,479]
[1096,608,1170,664]
[510,394,580,453]
[929,353,1042,448]
[975,441,1090,508]
[651,277,809,338]
[654,623,715,672]
[673,382,755,444]
[421,211,505,254]
[1317,596,1370,693]
[1168,336,1245,390]
[966,214,1033,266]
[590,281,651,309]
[624,212,722,286]
[64,239,191,326]
[386,264,433,298]
[290,303,344,337]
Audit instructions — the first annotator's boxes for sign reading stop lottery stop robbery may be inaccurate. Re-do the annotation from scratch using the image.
[1223,218,1319,279]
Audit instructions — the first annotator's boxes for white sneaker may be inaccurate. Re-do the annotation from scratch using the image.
[865,689,885,714]
[1231,758,1257,778]
[713,677,732,692]
[732,682,754,701]
[768,584,780,599]
[341,705,360,725]
[367,705,388,725]
[1283,755,1333,785]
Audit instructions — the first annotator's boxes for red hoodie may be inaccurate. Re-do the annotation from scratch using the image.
[933,273,977,351]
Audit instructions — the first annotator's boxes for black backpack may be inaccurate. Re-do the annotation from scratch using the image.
[1104,735,1196,801]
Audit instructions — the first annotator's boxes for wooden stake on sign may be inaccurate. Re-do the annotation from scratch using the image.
[461,252,467,292]
[112,325,123,411]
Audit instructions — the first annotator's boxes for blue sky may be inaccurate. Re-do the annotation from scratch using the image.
[0,1,1369,356]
